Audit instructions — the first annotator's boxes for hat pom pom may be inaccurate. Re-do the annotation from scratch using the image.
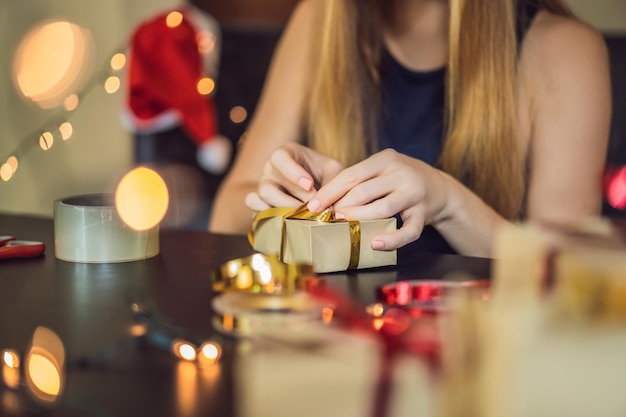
[197,135,232,175]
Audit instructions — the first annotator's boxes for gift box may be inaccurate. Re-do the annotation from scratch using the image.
[251,206,397,273]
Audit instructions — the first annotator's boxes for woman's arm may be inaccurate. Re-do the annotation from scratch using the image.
[208,0,315,234]
[522,12,611,226]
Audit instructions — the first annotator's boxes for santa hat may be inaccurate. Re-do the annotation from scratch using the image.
[123,5,231,174]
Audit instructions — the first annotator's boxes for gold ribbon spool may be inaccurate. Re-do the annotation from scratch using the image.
[248,203,362,270]
[212,292,323,335]
[212,253,314,295]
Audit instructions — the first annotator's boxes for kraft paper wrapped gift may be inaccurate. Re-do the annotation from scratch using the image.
[251,206,397,273]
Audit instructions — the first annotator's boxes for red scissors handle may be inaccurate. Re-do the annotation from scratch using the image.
[0,236,15,246]
[0,240,46,259]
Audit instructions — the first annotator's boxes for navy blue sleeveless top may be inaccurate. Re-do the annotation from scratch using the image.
[378,2,539,260]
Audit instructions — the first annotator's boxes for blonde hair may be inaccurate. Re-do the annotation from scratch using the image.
[307,0,573,220]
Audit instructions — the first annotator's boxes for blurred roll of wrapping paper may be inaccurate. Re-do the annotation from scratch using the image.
[442,219,626,417]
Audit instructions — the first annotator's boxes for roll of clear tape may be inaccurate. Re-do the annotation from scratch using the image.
[54,194,159,263]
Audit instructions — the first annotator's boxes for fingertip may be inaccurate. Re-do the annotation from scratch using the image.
[371,239,385,250]
[307,199,321,212]
[298,177,313,191]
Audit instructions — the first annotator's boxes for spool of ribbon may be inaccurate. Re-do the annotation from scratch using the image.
[248,203,362,270]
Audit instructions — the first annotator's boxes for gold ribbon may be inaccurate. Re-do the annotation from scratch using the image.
[248,203,361,270]
[211,253,314,295]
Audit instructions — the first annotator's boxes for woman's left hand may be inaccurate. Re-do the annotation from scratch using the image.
[306,149,453,250]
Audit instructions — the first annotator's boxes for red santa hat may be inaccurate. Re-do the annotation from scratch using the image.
[123,5,231,174]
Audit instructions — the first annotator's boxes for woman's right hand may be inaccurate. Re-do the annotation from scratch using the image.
[245,142,344,211]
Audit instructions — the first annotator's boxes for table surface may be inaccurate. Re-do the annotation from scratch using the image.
[0,213,491,417]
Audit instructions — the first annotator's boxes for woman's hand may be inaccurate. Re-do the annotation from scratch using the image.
[307,149,454,250]
[245,142,344,211]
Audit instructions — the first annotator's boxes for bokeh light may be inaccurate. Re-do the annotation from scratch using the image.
[27,354,61,396]
[197,32,216,54]
[200,342,221,361]
[104,76,120,94]
[39,131,54,150]
[172,340,197,361]
[1,163,14,182]
[13,20,94,109]
[7,156,18,173]
[24,327,65,404]
[321,306,334,324]
[63,94,79,111]
[110,53,126,71]
[197,77,215,95]
[166,11,184,28]
[59,122,73,140]
[2,349,20,389]
[607,166,626,210]
[115,167,169,231]
[229,106,247,124]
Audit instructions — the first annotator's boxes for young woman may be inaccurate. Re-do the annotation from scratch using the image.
[209,0,611,259]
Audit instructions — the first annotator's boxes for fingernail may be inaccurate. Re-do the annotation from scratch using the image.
[371,240,385,250]
[334,212,346,219]
[307,199,320,212]
[299,177,313,191]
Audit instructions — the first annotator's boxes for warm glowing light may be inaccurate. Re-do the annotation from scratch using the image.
[608,166,626,210]
[227,260,241,277]
[13,20,94,109]
[251,253,272,285]
[222,314,234,332]
[372,318,384,331]
[129,324,148,337]
[166,11,184,28]
[24,327,65,403]
[7,156,18,172]
[3,350,19,369]
[321,307,334,324]
[176,361,197,416]
[39,131,54,150]
[197,32,216,54]
[366,303,385,318]
[2,350,20,389]
[197,77,215,95]
[229,106,247,124]
[64,94,79,111]
[59,122,73,140]
[110,53,126,71]
[1,164,13,182]
[200,342,221,362]
[115,167,169,231]
[396,281,411,305]
[28,354,61,396]
[104,76,120,94]
[235,267,253,290]
[172,340,197,361]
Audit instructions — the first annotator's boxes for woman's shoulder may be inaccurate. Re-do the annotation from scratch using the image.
[522,10,609,72]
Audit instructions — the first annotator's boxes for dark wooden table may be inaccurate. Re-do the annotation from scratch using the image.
[0,213,490,417]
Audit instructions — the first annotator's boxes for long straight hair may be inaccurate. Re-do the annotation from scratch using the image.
[307,0,574,220]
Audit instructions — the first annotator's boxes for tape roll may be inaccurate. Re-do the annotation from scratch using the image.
[54,193,159,263]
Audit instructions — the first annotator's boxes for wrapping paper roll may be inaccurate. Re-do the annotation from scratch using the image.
[54,194,159,263]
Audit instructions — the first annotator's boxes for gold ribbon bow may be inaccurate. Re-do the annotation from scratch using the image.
[249,203,362,270]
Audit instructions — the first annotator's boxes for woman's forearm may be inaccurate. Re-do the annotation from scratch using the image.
[208,181,257,234]
[432,173,508,258]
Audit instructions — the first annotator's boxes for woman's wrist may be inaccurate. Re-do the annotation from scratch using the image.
[429,170,463,228]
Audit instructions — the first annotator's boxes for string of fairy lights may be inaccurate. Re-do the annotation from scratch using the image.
[0,48,128,183]
[0,10,227,184]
